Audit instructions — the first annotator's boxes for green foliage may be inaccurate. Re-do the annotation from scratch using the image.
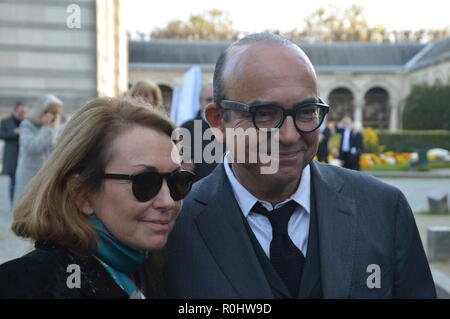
[415,165,431,171]
[377,130,450,152]
[403,85,450,130]
[363,163,410,171]
[417,210,450,215]
[328,132,341,157]
[429,163,450,169]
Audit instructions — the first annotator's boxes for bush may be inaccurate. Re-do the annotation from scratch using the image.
[403,84,450,130]
[328,132,341,157]
[377,130,450,153]
[363,127,385,153]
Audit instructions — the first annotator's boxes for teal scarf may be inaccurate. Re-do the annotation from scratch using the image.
[89,218,148,298]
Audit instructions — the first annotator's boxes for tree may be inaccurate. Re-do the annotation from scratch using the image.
[151,9,240,41]
[286,4,390,43]
[148,5,450,43]
[292,4,450,43]
[390,28,450,42]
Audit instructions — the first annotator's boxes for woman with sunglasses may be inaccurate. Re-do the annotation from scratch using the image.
[0,97,195,299]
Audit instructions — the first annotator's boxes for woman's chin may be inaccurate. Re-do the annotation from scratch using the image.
[139,236,169,251]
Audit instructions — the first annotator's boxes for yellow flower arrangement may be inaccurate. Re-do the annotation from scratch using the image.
[427,153,437,161]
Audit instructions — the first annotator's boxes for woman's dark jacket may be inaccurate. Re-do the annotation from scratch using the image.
[0,241,129,299]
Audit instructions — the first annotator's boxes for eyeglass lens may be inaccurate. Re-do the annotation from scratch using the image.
[253,105,324,131]
[132,171,194,202]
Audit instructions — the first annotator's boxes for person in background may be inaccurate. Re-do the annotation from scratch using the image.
[129,80,164,111]
[336,116,363,170]
[180,83,224,182]
[13,95,63,206]
[0,97,195,298]
[0,102,29,203]
[317,120,331,163]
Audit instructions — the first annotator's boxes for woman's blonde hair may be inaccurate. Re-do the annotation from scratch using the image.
[27,94,64,127]
[12,97,176,256]
[129,80,164,109]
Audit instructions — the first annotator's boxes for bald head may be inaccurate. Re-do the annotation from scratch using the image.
[213,33,317,104]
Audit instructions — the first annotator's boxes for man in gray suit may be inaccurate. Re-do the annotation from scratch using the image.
[164,33,436,298]
[0,102,28,203]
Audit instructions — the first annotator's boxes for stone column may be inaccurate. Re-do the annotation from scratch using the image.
[389,100,400,131]
[353,94,364,130]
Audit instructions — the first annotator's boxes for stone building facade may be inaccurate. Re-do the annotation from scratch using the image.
[129,38,450,131]
[0,0,128,113]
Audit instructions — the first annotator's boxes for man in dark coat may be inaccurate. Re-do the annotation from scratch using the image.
[336,116,363,170]
[317,122,331,162]
[181,84,225,182]
[0,102,28,202]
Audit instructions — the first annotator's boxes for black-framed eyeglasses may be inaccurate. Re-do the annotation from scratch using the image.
[219,98,330,133]
[102,169,195,202]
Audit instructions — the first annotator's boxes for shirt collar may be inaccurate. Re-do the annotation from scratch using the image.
[223,153,311,217]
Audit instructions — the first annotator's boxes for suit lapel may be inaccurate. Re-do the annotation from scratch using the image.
[310,161,357,298]
[194,165,274,298]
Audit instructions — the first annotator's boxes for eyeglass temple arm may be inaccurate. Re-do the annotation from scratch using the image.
[222,99,329,109]
[102,173,133,180]
[317,97,330,106]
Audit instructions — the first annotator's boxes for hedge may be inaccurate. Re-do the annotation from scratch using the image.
[377,130,450,152]
[402,85,450,130]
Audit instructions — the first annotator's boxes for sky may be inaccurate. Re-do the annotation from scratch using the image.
[123,0,450,35]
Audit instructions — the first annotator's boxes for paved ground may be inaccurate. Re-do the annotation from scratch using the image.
[382,177,449,212]
[370,171,450,286]
[0,175,33,265]
[414,213,450,278]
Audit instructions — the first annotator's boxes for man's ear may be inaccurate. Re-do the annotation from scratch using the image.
[205,103,226,143]
[68,174,94,216]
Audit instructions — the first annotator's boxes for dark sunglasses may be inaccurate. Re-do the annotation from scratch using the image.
[102,169,195,202]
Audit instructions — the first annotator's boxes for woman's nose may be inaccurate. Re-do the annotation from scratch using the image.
[151,179,178,209]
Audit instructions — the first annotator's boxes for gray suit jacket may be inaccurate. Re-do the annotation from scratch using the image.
[164,161,436,298]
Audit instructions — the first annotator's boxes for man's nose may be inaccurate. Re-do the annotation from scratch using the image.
[152,180,178,209]
[278,115,301,144]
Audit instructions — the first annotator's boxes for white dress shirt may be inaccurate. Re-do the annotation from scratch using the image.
[223,154,311,257]
[342,128,351,152]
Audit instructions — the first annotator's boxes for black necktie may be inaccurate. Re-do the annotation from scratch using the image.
[252,200,305,297]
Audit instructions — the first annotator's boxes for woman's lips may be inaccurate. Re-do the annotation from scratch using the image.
[141,219,172,231]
